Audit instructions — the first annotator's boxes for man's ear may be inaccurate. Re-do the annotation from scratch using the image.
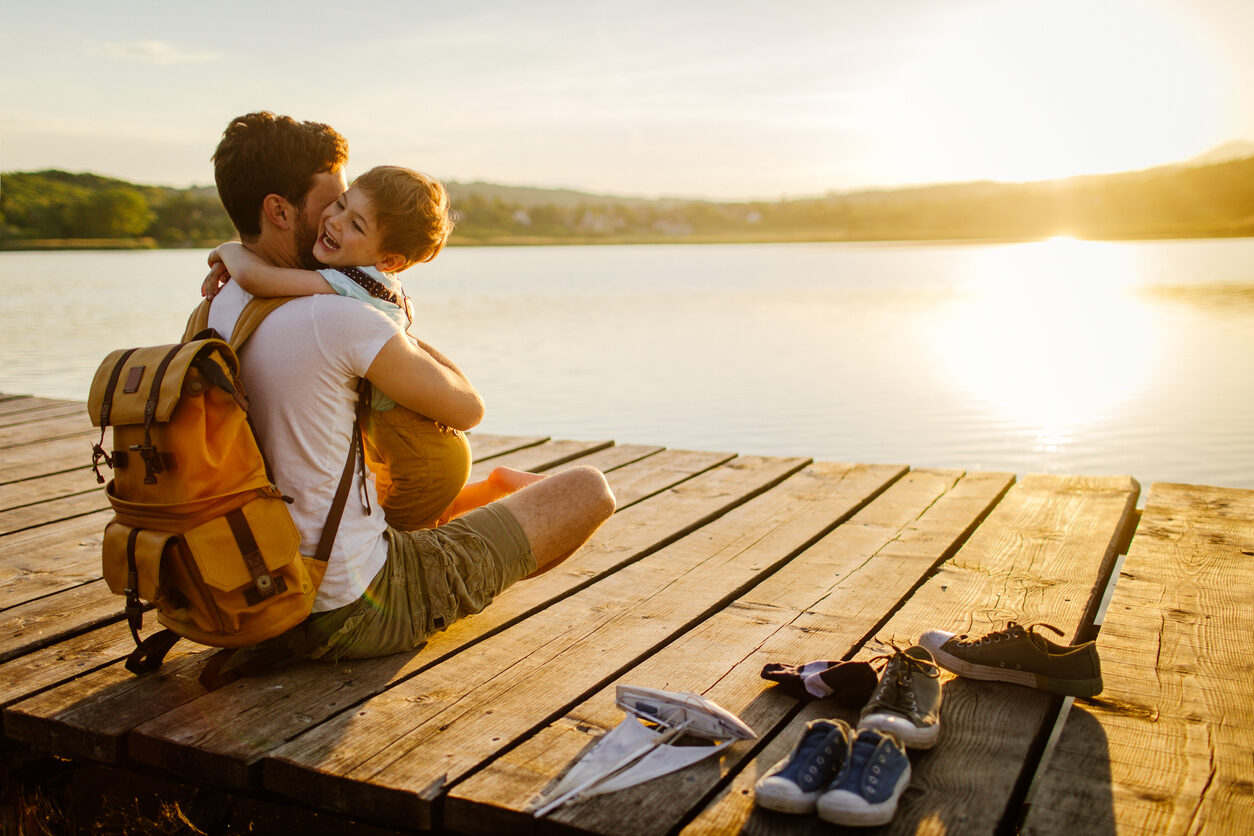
[261,194,296,231]
[375,253,408,273]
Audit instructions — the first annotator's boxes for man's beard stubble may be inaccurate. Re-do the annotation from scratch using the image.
[293,210,326,270]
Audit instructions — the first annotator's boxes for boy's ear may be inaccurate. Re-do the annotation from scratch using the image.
[375,253,408,273]
[261,194,295,231]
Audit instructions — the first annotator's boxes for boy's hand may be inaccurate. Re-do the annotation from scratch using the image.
[203,246,232,299]
[203,245,235,300]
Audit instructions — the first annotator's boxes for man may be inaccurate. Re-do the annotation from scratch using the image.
[203,111,615,660]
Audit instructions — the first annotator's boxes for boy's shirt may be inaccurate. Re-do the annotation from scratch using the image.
[317,265,410,411]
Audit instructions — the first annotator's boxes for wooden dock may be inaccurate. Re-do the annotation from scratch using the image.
[1,392,1250,835]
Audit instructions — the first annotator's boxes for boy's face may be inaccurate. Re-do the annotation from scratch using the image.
[295,168,348,269]
[312,185,388,268]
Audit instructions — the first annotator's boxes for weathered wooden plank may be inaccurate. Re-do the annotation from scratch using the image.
[0,436,90,483]
[681,473,1139,836]
[0,620,137,710]
[0,469,101,515]
[468,433,548,461]
[257,461,900,829]
[0,396,79,416]
[592,448,736,510]
[445,469,1015,836]
[0,490,109,537]
[0,579,122,665]
[467,438,614,482]
[1023,482,1254,835]
[5,641,214,763]
[547,444,665,477]
[0,511,108,608]
[535,444,737,512]
[0,413,94,448]
[18,455,805,783]
[0,402,86,428]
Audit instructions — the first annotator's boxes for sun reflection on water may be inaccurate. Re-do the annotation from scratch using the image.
[940,237,1156,450]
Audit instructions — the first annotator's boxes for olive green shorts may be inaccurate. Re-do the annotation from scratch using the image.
[292,503,536,661]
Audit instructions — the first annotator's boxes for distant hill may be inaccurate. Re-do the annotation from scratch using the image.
[446,181,687,209]
[5,147,1254,248]
[1186,141,1254,166]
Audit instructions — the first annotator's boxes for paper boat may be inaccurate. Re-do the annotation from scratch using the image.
[530,685,756,817]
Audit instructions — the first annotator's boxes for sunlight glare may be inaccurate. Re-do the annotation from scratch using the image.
[941,238,1154,446]
[882,0,1223,183]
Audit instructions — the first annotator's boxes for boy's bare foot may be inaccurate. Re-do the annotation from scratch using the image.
[487,466,547,493]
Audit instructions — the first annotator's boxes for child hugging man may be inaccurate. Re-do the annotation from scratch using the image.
[206,164,542,530]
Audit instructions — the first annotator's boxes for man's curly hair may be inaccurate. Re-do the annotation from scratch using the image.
[213,111,348,239]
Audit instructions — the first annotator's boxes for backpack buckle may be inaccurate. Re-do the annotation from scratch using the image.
[130,441,165,484]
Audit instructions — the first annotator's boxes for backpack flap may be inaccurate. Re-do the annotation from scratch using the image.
[88,340,238,429]
[166,495,317,647]
[182,495,302,594]
[102,521,175,601]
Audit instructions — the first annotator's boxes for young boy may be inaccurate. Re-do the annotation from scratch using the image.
[206,164,542,530]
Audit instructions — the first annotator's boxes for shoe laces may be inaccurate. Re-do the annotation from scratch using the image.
[953,621,1065,647]
[867,643,939,710]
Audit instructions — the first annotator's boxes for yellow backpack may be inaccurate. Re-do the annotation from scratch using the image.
[88,298,361,675]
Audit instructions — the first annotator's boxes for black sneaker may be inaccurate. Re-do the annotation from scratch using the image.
[754,718,852,814]
[920,621,1102,697]
[858,645,942,749]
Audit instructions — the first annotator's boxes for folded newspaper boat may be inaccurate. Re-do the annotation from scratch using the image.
[530,685,756,817]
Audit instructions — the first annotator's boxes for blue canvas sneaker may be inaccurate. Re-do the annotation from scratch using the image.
[817,728,911,826]
[753,718,852,814]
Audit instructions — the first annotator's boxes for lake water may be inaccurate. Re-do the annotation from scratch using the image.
[3,238,1253,492]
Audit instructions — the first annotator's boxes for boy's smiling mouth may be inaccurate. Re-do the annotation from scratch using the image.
[319,228,340,252]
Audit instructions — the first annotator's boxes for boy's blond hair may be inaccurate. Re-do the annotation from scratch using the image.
[354,165,455,268]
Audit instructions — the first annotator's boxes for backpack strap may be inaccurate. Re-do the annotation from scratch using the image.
[180,295,297,344]
[228,297,299,349]
[182,299,211,342]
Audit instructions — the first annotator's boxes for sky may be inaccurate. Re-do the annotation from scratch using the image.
[3,0,1253,200]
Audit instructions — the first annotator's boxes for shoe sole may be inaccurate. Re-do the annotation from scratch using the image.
[922,637,1102,697]
[858,713,939,749]
[753,775,820,815]
[753,788,818,815]
[816,761,912,826]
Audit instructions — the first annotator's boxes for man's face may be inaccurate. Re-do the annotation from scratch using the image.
[294,168,348,269]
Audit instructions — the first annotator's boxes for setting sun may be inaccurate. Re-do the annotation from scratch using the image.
[882,0,1225,184]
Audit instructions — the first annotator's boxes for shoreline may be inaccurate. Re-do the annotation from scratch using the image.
[3,228,1254,252]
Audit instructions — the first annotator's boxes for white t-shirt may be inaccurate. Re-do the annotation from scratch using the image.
[316,265,410,411]
[208,282,398,611]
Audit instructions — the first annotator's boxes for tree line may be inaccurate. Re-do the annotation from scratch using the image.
[3,156,1253,250]
[0,171,234,247]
